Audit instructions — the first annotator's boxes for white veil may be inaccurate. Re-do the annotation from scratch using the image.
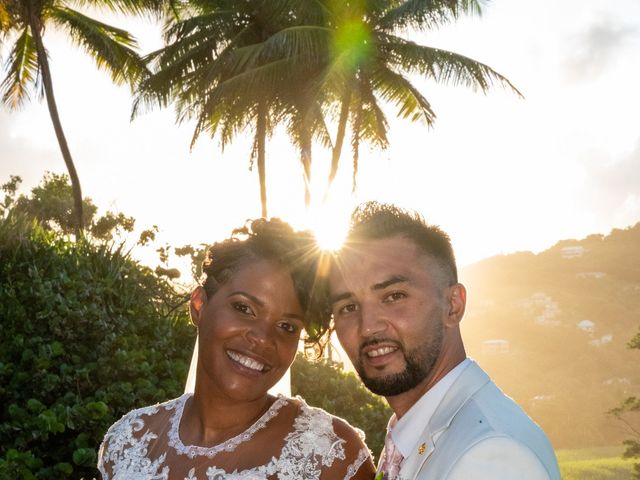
[183,335,291,396]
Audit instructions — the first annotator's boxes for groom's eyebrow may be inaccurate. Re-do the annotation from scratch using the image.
[330,291,352,305]
[330,275,409,305]
[372,275,408,291]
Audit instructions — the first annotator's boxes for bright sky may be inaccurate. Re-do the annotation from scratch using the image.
[1,0,639,271]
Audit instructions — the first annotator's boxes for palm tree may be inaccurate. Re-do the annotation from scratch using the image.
[135,1,274,217]
[322,0,522,193]
[136,0,337,216]
[0,0,148,236]
[137,0,521,214]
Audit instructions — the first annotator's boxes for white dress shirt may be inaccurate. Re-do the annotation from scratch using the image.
[390,358,471,458]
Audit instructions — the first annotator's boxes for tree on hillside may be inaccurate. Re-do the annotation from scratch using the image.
[611,328,640,479]
[0,0,149,236]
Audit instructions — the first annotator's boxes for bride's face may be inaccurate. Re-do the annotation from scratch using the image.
[191,259,304,402]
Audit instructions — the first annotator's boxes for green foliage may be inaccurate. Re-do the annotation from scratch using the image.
[0,217,195,479]
[291,354,391,461]
[3,173,135,241]
[557,446,636,480]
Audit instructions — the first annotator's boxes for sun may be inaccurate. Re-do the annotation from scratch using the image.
[307,200,352,252]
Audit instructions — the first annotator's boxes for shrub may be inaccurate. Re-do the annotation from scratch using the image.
[0,218,195,479]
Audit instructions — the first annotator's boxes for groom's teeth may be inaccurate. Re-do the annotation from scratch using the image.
[227,351,265,372]
[367,346,397,358]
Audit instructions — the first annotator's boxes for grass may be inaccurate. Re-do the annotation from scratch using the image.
[558,446,637,480]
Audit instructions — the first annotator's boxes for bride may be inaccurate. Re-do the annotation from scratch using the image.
[98,218,375,480]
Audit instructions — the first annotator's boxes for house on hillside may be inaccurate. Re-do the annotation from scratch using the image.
[603,377,630,386]
[530,394,555,408]
[589,334,613,347]
[576,271,606,279]
[577,319,595,333]
[521,292,562,326]
[482,339,510,354]
[561,245,586,259]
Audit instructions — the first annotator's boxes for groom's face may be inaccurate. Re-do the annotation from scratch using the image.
[329,235,450,397]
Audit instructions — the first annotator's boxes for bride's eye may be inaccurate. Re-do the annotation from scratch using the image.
[278,322,299,334]
[232,302,255,316]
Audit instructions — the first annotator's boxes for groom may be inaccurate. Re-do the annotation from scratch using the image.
[328,202,560,480]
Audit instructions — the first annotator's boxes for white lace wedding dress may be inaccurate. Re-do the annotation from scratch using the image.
[98,394,371,480]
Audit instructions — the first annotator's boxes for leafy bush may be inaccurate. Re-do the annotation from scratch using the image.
[291,355,391,461]
[611,327,640,479]
[0,217,195,479]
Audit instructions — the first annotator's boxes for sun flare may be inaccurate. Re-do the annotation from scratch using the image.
[306,200,352,252]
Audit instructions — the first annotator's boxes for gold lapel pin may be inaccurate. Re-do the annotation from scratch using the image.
[418,443,426,455]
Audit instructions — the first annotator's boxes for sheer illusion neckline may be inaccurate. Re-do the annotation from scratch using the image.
[168,393,289,459]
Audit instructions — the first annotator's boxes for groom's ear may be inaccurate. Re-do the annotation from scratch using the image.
[189,287,207,327]
[445,283,466,327]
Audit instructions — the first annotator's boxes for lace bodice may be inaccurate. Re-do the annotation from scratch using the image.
[98,394,371,480]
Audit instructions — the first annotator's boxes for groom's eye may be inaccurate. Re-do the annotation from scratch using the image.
[383,291,406,303]
[336,303,359,315]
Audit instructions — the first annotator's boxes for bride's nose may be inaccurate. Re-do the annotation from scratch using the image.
[244,319,275,349]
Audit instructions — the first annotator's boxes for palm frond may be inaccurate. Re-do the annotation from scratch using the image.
[0,27,39,108]
[353,84,389,148]
[261,26,330,64]
[379,0,485,32]
[50,6,146,87]
[371,65,436,124]
[0,3,11,35]
[71,0,167,19]
[163,9,242,48]
[382,34,522,96]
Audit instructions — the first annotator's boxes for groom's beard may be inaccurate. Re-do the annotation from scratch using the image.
[354,321,443,397]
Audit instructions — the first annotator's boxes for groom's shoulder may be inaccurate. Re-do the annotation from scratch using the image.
[436,379,559,478]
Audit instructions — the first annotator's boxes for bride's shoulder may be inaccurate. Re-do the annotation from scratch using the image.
[283,396,375,479]
[103,394,187,440]
[289,396,366,442]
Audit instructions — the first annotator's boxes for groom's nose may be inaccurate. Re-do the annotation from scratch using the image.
[359,300,389,337]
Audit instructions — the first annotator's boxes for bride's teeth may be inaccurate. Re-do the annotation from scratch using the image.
[228,351,265,371]
[368,346,396,358]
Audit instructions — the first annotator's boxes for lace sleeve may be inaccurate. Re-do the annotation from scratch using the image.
[329,417,375,480]
[343,447,372,480]
[272,400,375,480]
[96,403,162,480]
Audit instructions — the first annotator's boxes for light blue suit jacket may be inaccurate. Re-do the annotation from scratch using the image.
[394,361,560,480]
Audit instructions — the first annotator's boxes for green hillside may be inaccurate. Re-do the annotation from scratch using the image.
[460,223,640,449]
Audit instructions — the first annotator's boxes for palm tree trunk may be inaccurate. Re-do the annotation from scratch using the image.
[256,101,267,218]
[300,127,312,207]
[327,90,351,194]
[27,1,84,237]
[351,106,362,193]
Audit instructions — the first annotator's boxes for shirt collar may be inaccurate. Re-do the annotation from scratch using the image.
[390,358,471,458]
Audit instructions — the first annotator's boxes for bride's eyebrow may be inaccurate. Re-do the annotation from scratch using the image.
[227,291,263,307]
[228,291,303,320]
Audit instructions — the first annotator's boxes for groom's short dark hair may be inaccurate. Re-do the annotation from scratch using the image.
[344,201,458,285]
